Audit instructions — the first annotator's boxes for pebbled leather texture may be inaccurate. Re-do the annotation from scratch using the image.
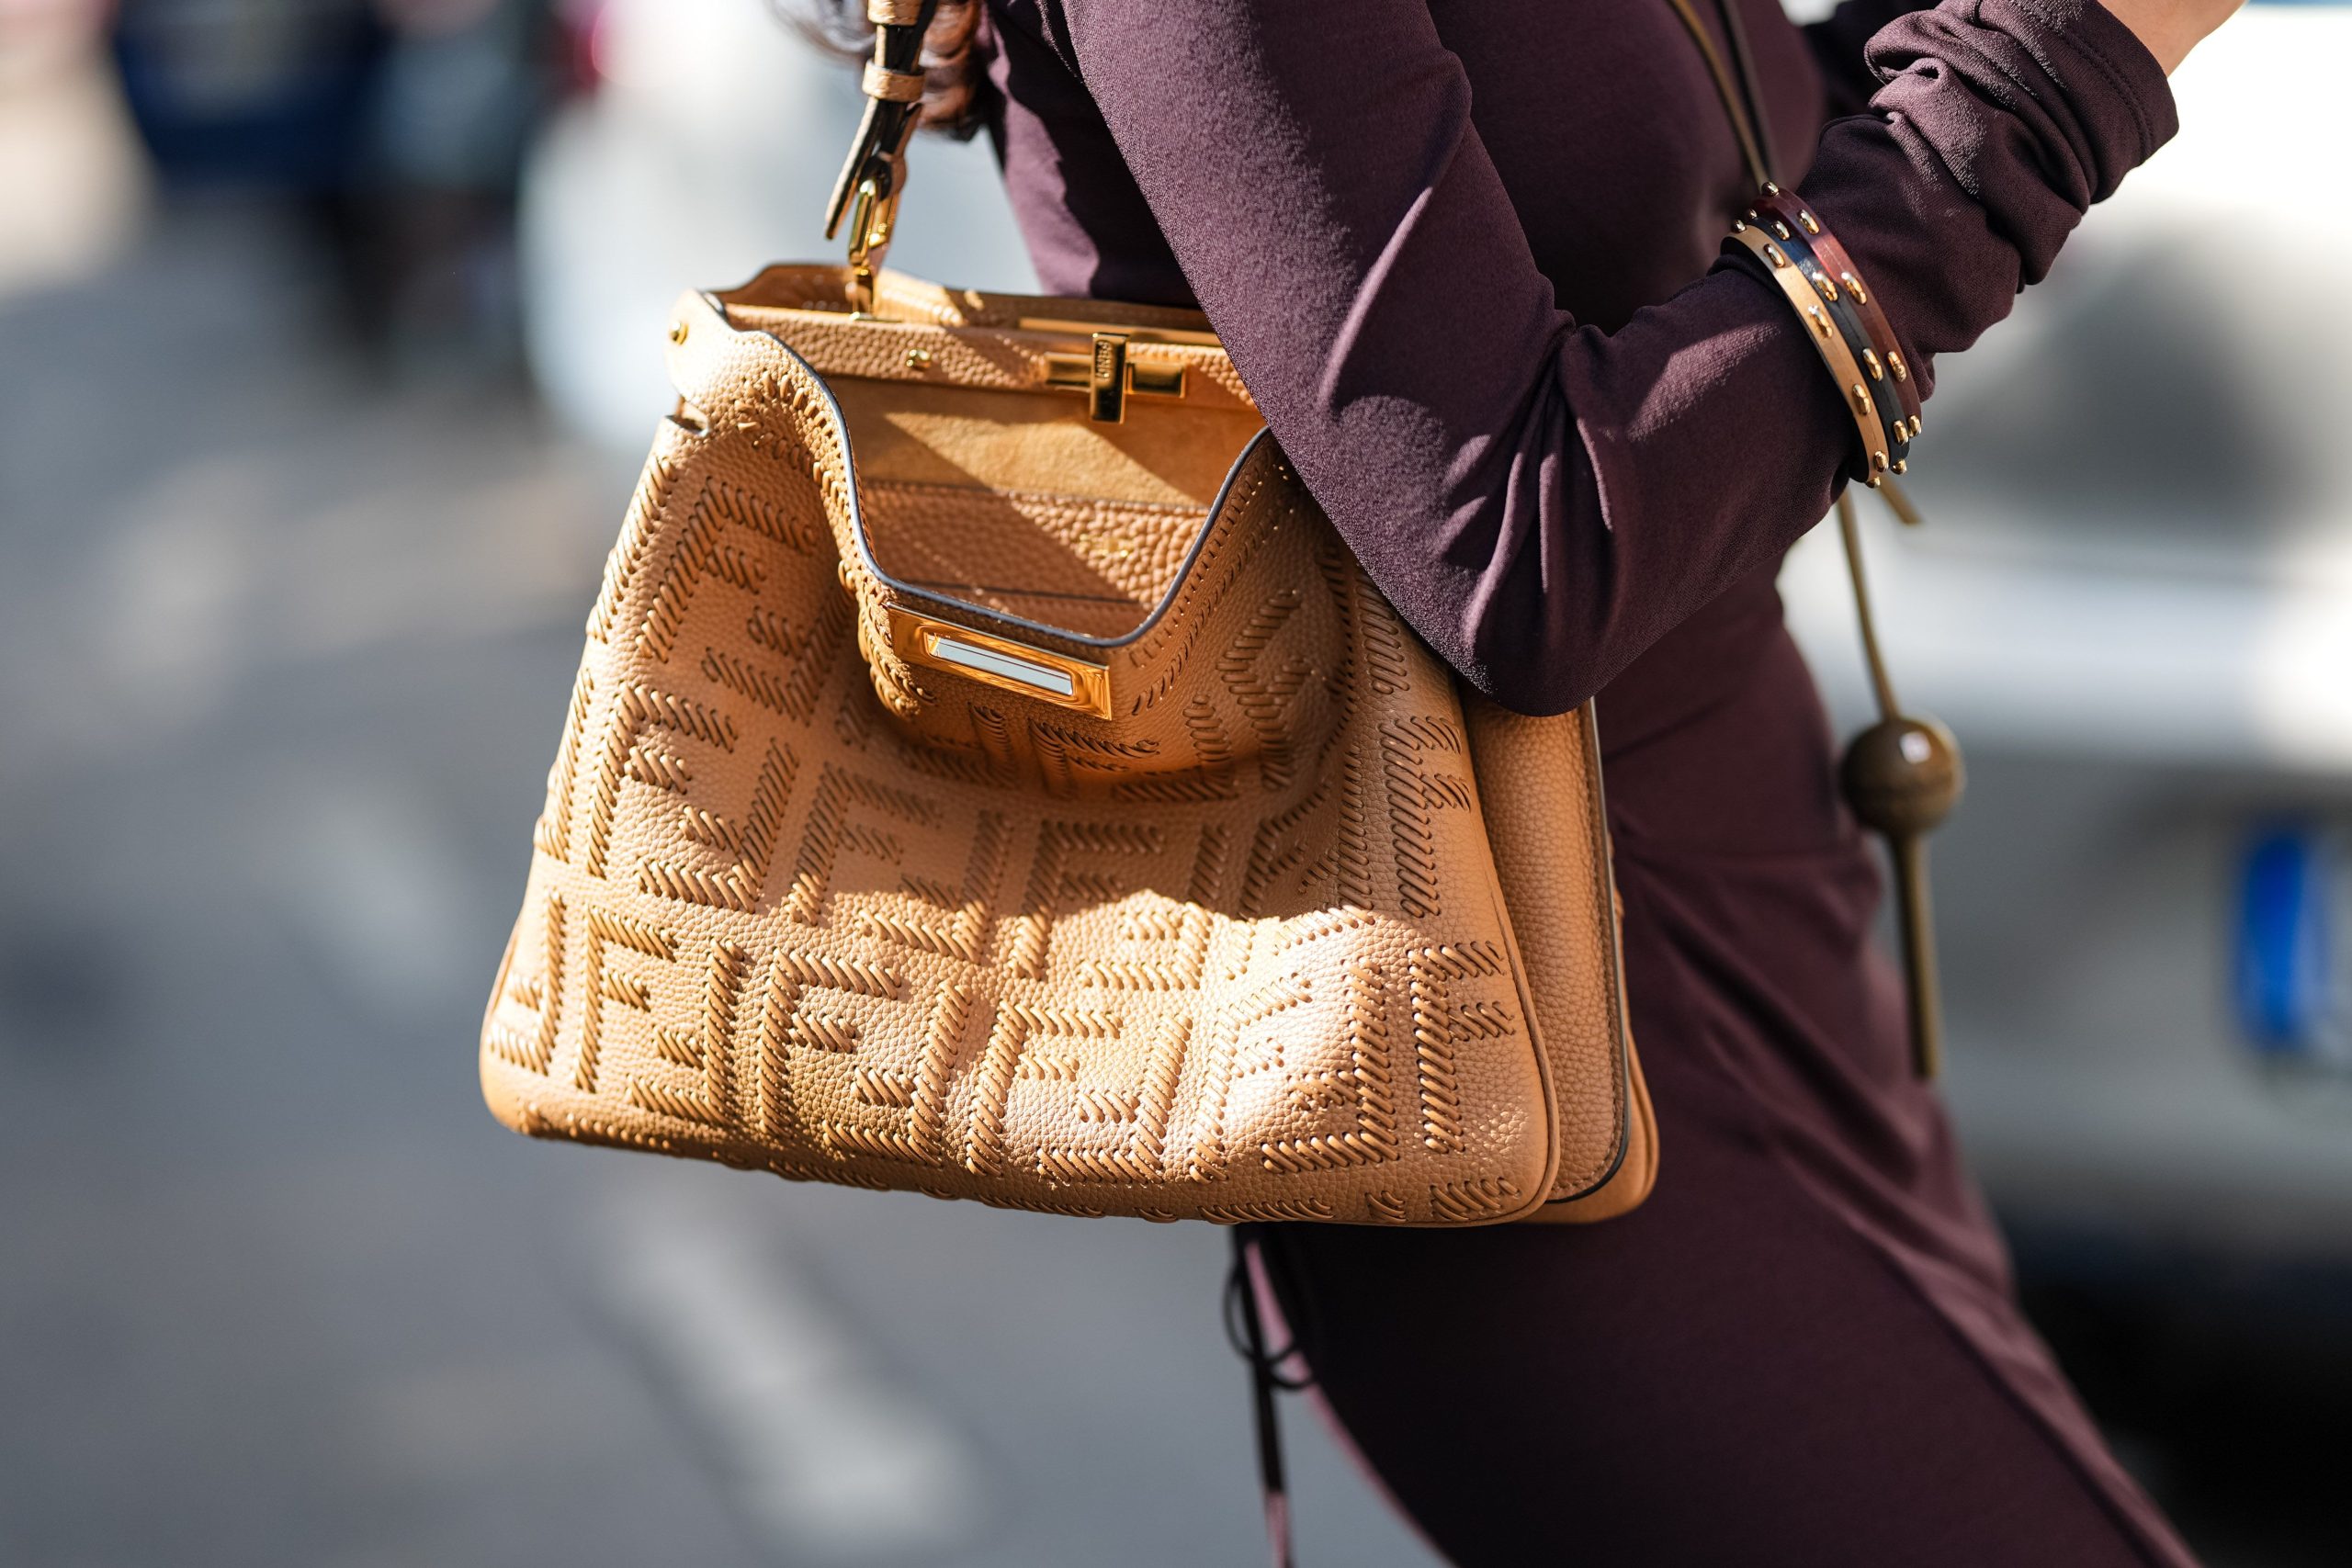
[481,265,1651,1225]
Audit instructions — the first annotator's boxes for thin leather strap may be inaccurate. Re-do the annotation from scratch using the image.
[1664,0,1950,1078]
[824,0,942,246]
[1657,0,1923,708]
[1225,1231,1306,1568]
[1711,0,1781,183]
[1836,492,1900,719]
[1661,0,1773,188]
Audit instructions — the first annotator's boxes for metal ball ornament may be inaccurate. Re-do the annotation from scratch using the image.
[1838,714,1962,839]
[1822,486,1960,1078]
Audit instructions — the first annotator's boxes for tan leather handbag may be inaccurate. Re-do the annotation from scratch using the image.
[477,28,1660,1231]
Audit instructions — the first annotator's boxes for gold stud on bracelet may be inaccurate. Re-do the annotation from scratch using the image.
[1799,209,1822,234]
[1732,219,1747,232]
[1892,458,1908,474]
[1850,384,1875,419]
[1805,305,1832,339]
[1839,270,1867,304]
[1763,243,1789,268]
[1762,181,1782,197]
[1888,350,1910,382]
[1771,220,1793,242]
[1813,271,1838,302]
[1862,348,1884,381]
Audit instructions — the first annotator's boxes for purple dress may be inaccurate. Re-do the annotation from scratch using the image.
[979,1,2197,1560]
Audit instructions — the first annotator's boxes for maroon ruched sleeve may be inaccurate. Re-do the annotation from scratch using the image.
[1046,0,2176,716]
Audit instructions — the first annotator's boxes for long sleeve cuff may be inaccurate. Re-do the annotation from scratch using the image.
[1796,0,2177,401]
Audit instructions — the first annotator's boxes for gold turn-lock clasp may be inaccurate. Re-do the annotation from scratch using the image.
[1043,333,1188,423]
[1089,332,1126,423]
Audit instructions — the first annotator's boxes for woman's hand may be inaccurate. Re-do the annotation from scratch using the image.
[2098,0,2245,73]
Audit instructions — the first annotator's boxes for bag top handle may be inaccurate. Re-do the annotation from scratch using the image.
[825,0,944,311]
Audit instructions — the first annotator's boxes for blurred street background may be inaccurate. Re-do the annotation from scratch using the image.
[2,2,2348,1564]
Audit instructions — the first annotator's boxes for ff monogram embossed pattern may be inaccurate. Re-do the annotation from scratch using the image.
[482,266,1651,1226]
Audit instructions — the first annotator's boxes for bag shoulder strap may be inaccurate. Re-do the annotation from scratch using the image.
[1664,0,1778,187]
[1664,0,1956,1081]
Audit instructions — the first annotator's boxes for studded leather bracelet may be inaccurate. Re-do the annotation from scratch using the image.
[1744,216,1915,474]
[1727,187,1919,484]
[1727,221,1900,484]
[1747,190,1919,429]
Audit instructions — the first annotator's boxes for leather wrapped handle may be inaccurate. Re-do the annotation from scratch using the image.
[823,0,942,244]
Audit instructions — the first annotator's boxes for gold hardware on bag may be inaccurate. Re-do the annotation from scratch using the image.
[843,176,899,315]
[885,604,1114,717]
[1040,332,1188,422]
[1090,333,1127,423]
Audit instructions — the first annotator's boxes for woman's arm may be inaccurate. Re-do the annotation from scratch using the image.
[1048,0,2176,716]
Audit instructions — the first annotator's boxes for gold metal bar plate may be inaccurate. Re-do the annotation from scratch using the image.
[1040,330,1187,419]
[1042,357,1188,397]
[1090,332,1126,423]
[886,606,1114,718]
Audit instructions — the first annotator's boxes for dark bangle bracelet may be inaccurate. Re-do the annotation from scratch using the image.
[1739,214,1914,471]
[1730,186,1920,478]
[1726,222,1895,485]
[1748,189,1921,431]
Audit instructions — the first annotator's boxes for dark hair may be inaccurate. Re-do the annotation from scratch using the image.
[786,1,991,141]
